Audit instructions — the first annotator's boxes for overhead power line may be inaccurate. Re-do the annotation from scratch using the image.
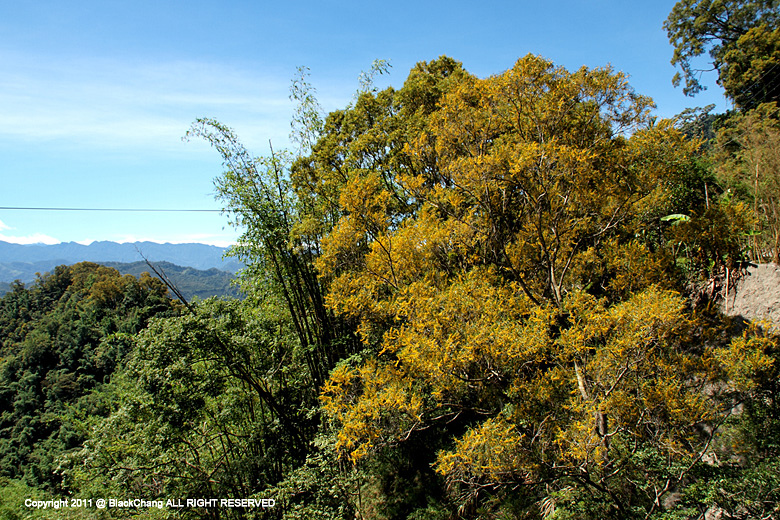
[0,206,223,212]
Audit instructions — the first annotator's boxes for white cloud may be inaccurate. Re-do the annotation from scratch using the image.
[0,220,11,231]
[0,52,300,153]
[0,233,60,245]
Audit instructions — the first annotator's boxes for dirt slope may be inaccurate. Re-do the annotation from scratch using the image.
[723,263,780,327]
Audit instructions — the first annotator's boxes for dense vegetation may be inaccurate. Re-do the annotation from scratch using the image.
[102,261,242,301]
[2,1,780,518]
[0,263,179,516]
[1,261,240,300]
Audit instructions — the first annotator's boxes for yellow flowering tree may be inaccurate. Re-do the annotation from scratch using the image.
[313,55,768,517]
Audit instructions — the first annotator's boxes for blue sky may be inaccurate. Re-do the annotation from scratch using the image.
[0,0,728,246]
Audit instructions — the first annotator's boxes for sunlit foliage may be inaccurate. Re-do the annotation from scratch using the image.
[314,55,778,518]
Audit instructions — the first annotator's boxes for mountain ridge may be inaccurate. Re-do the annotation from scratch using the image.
[0,260,241,300]
[0,240,242,282]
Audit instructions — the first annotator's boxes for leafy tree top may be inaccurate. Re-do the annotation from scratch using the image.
[664,0,779,102]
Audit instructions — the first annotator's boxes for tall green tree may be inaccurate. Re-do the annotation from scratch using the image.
[186,118,359,393]
[69,298,319,515]
[664,0,779,106]
[720,23,780,110]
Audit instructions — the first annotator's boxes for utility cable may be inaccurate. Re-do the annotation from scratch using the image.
[0,206,223,212]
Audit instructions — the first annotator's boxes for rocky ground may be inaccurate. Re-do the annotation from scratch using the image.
[723,263,780,328]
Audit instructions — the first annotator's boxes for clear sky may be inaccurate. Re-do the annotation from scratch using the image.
[0,0,729,246]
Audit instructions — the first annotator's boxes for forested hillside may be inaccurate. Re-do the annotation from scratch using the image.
[0,261,239,300]
[0,263,180,516]
[102,261,241,301]
[2,1,780,519]
[0,240,242,287]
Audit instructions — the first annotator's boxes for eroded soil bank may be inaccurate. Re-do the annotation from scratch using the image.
[723,263,780,327]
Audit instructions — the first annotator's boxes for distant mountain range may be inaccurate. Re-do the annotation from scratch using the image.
[0,241,244,300]
[0,240,241,280]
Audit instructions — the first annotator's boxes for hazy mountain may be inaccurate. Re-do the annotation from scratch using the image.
[0,260,63,284]
[103,261,242,301]
[0,260,241,300]
[0,240,242,283]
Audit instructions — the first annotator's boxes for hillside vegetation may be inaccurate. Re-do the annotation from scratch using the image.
[102,261,241,301]
[0,264,179,502]
[0,261,239,301]
[2,2,780,519]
